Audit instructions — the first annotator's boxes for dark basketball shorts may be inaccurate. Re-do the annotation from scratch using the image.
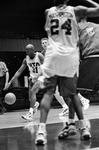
[77,57,99,91]
[42,75,78,97]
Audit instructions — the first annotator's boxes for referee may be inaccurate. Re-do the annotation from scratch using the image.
[0,60,9,114]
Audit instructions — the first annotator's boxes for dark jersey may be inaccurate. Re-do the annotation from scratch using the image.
[78,22,99,59]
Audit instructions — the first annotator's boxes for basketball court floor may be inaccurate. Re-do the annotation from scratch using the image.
[0,104,99,150]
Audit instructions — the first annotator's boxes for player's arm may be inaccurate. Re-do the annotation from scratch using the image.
[3,71,9,90]
[9,59,27,85]
[5,71,9,86]
[45,9,49,18]
[38,53,44,64]
[80,0,99,7]
[74,5,99,19]
[44,9,50,31]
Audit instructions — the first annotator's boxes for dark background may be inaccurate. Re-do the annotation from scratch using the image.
[0,0,99,39]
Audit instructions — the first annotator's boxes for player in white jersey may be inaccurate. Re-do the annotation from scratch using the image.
[41,37,69,116]
[41,38,90,112]
[5,44,44,121]
[35,0,99,145]
[42,6,79,78]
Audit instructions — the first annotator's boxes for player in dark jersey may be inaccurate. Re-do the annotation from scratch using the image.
[78,18,99,91]
[58,0,99,140]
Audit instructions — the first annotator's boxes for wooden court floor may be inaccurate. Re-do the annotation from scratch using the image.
[0,104,99,150]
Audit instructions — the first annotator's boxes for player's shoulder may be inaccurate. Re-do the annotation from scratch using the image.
[22,58,27,65]
[74,5,89,18]
[37,52,44,58]
[46,6,56,15]
[37,52,44,64]
[0,61,7,67]
[0,61,5,65]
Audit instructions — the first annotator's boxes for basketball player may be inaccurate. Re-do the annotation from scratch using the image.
[0,60,9,114]
[41,37,90,115]
[41,37,69,116]
[58,0,99,140]
[35,0,99,145]
[5,44,44,121]
[78,19,99,91]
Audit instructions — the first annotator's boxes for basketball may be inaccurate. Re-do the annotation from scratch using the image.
[4,93,16,105]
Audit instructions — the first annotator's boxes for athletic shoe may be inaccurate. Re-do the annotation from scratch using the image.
[58,122,77,139]
[35,131,47,145]
[0,107,6,115]
[59,108,69,116]
[22,102,39,121]
[33,102,39,114]
[22,112,33,122]
[80,97,90,110]
[68,123,77,136]
[79,128,91,140]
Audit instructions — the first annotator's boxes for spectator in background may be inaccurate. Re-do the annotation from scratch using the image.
[41,38,48,56]
[0,60,9,114]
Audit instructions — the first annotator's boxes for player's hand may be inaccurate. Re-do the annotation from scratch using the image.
[28,76,32,81]
[29,76,37,83]
[3,82,11,90]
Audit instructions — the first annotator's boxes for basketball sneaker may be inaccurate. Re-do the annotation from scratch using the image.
[35,131,47,145]
[33,102,39,114]
[79,127,91,140]
[22,102,39,121]
[22,112,33,122]
[58,122,77,139]
[59,107,69,116]
[0,107,6,115]
[80,97,90,110]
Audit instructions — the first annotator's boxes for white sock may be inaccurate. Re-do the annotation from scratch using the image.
[68,119,75,124]
[62,104,68,109]
[79,119,86,129]
[38,123,46,133]
[78,93,83,99]
[29,108,33,114]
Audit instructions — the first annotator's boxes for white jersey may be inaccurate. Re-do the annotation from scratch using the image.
[26,52,42,79]
[42,6,79,78]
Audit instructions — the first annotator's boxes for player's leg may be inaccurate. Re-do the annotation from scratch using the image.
[35,75,58,145]
[29,85,39,115]
[22,78,39,121]
[58,97,76,139]
[78,93,90,110]
[77,57,99,109]
[71,94,91,140]
[55,86,68,116]
[58,76,91,140]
